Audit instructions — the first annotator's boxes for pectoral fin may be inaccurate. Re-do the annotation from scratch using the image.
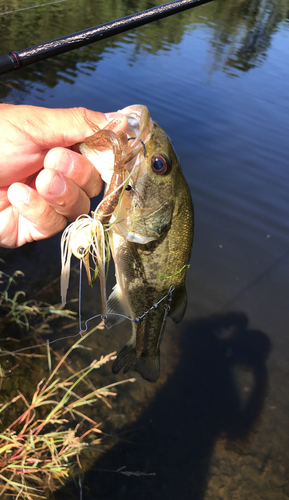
[104,285,127,329]
[169,286,187,324]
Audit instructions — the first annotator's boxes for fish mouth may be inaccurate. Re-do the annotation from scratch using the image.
[118,104,152,160]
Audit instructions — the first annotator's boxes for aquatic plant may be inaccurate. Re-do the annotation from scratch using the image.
[0,325,135,499]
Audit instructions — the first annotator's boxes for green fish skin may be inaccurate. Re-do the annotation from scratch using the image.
[104,105,194,383]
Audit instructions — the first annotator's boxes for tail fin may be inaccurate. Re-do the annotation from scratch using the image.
[112,343,160,383]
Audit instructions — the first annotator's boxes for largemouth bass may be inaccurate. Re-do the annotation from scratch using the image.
[80,105,194,382]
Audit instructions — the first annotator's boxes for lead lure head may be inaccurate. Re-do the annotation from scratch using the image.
[71,225,94,286]
[60,216,95,306]
[60,215,108,307]
[71,227,91,260]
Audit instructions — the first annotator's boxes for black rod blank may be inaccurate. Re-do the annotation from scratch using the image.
[0,0,213,76]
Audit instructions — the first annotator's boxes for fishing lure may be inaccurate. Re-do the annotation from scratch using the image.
[61,116,131,314]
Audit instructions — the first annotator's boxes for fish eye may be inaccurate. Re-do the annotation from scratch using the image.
[151,155,169,175]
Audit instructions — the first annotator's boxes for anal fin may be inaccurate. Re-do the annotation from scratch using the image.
[169,286,187,324]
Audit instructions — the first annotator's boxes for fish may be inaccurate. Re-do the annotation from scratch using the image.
[79,105,194,382]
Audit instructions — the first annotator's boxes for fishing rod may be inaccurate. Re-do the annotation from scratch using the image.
[0,0,213,76]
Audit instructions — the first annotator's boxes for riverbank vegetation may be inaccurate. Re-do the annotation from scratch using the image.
[0,267,134,498]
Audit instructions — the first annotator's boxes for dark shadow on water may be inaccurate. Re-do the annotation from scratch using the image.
[56,311,271,500]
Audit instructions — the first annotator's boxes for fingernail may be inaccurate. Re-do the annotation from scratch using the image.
[17,185,29,204]
[49,173,66,196]
[56,151,74,175]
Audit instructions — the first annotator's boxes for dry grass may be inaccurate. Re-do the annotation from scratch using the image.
[0,268,76,331]
[0,326,135,498]
[0,266,135,498]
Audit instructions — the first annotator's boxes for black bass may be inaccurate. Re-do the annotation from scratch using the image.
[80,105,194,382]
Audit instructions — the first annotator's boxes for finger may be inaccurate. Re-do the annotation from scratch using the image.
[4,104,128,149]
[0,105,128,188]
[35,168,91,220]
[7,183,67,244]
[43,148,103,198]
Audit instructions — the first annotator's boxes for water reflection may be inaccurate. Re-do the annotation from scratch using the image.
[209,0,288,75]
[55,312,271,499]
[1,0,288,100]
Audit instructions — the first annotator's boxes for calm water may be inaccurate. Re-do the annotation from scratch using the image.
[1,0,289,498]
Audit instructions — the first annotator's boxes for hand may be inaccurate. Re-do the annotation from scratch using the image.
[0,104,128,248]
